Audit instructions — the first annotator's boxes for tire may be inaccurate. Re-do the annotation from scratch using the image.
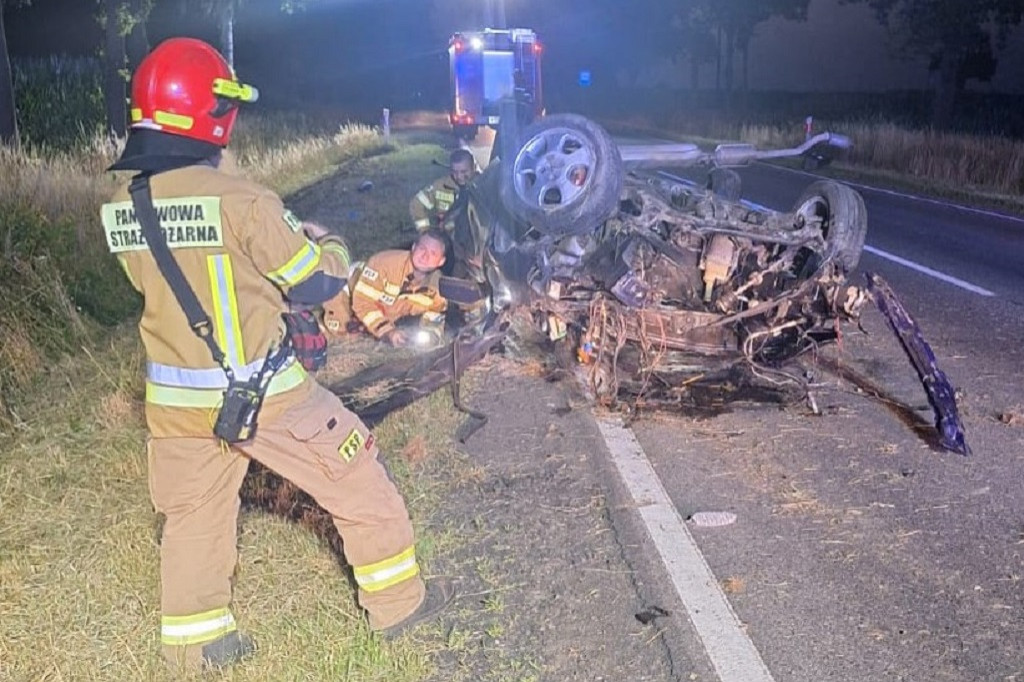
[706,168,742,202]
[499,113,623,237]
[792,180,868,272]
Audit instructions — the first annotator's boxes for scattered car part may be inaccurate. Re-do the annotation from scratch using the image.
[866,273,970,455]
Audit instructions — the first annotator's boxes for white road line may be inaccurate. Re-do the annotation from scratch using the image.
[656,171,997,298]
[862,245,995,296]
[595,415,776,682]
[768,163,1024,226]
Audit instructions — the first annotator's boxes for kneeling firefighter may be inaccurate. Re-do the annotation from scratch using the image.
[101,38,453,672]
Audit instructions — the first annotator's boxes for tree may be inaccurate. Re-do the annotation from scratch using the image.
[125,0,153,70]
[101,0,125,137]
[674,2,718,90]
[188,0,309,68]
[0,0,30,147]
[844,0,1024,128]
[695,0,810,93]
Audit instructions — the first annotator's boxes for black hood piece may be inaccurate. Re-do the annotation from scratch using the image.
[108,129,223,173]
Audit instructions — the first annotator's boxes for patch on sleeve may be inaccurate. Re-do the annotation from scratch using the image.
[361,266,379,281]
[282,209,303,233]
[339,428,366,462]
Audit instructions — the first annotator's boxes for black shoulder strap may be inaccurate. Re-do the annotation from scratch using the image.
[129,173,233,378]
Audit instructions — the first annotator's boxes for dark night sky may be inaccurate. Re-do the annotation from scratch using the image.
[5,0,1024,101]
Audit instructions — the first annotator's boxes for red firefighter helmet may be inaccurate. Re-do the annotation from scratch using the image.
[129,37,258,146]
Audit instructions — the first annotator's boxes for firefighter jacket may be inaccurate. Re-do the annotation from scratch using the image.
[350,249,447,339]
[101,164,350,437]
[409,174,460,232]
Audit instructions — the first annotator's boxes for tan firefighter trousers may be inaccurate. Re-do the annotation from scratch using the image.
[147,382,425,668]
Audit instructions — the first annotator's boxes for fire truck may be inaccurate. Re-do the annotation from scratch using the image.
[448,28,543,140]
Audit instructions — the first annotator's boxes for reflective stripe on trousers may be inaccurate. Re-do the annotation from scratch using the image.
[352,546,420,593]
[161,607,237,646]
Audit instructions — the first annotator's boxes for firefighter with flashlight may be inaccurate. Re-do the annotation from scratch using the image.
[101,38,452,672]
[341,229,449,347]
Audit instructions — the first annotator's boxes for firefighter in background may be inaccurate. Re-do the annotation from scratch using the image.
[345,229,449,346]
[101,38,452,672]
[409,148,477,232]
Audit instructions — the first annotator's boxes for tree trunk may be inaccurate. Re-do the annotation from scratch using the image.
[741,43,749,92]
[0,5,19,148]
[723,25,736,113]
[714,26,722,91]
[219,2,234,68]
[125,0,151,71]
[690,52,700,90]
[103,0,127,137]
[723,26,735,93]
[931,51,959,130]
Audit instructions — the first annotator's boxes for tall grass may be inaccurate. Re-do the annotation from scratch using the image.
[725,119,1024,198]
[618,105,1024,203]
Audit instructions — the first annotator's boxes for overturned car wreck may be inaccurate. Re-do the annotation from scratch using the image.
[241,112,968,554]
[437,113,968,455]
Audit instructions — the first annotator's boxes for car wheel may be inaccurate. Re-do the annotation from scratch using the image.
[792,180,867,272]
[706,168,742,202]
[500,113,623,237]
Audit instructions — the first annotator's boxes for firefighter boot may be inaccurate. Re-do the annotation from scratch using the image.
[378,578,456,640]
[201,631,257,668]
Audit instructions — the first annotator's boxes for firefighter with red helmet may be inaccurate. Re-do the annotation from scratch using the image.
[101,38,452,671]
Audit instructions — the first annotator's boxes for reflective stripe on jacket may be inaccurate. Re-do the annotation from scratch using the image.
[101,163,348,436]
[409,174,459,232]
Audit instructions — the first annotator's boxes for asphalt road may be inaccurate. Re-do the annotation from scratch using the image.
[610,160,1024,681]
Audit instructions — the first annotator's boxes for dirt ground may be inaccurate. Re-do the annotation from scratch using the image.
[419,354,685,682]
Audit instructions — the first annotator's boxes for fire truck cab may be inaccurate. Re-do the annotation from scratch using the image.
[448,28,543,140]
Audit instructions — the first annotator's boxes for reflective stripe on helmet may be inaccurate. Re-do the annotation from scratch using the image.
[153,110,195,131]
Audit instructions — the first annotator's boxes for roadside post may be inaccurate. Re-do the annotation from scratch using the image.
[382,107,391,143]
